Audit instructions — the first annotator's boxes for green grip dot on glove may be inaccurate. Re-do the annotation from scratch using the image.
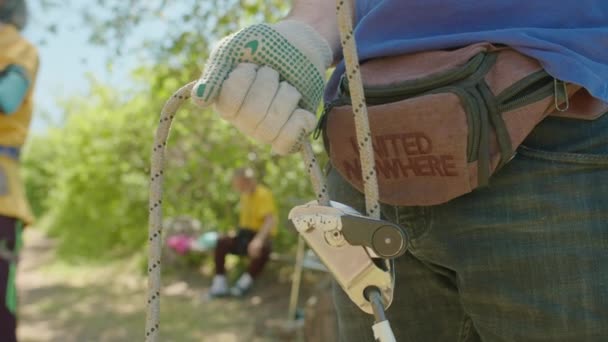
[192,23,327,114]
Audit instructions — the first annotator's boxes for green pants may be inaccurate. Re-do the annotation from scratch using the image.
[0,216,22,342]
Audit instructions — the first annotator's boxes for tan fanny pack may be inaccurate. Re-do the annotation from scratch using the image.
[321,43,608,206]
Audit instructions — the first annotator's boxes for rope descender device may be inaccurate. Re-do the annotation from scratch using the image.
[145,1,408,341]
[288,200,408,328]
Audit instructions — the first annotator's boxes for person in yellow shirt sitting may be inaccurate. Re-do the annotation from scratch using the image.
[209,168,278,298]
[0,1,38,341]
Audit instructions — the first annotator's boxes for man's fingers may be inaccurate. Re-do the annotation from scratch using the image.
[191,36,233,107]
[201,62,315,155]
[213,63,258,120]
[252,81,302,144]
[232,66,280,136]
[271,108,317,155]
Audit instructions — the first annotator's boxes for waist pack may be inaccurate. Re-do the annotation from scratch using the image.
[321,43,607,206]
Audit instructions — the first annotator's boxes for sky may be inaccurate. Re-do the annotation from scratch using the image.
[19,0,259,133]
[21,1,159,132]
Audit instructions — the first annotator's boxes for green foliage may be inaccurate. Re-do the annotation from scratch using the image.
[22,0,326,261]
[34,0,290,61]
[24,82,152,258]
[24,71,320,259]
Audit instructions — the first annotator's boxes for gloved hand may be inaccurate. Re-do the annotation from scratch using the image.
[192,20,332,155]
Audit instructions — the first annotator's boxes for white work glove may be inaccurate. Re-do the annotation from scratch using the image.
[192,20,332,155]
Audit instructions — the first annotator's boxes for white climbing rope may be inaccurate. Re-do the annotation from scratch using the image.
[145,81,195,342]
[145,102,329,342]
[145,1,379,340]
[335,0,380,219]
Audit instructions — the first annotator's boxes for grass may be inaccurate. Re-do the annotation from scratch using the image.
[17,229,333,342]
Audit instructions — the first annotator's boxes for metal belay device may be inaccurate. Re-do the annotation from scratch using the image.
[144,1,408,341]
[288,199,408,340]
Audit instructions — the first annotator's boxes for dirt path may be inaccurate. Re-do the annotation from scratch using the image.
[15,229,324,342]
[17,228,58,341]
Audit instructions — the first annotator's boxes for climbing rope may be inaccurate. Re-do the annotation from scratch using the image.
[335,0,380,219]
[145,0,379,340]
[145,81,195,341]
[145,101,329,341]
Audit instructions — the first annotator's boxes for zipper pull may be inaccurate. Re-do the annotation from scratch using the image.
[553,78,569,112]
[313,102,332,140]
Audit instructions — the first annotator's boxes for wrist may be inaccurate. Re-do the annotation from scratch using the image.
[286,0,346,63]
[272,20,332,74]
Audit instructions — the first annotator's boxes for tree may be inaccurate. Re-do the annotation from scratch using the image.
[23,0,328,259]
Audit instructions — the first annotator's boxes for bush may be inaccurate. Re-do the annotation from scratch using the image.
[23,77,320,261]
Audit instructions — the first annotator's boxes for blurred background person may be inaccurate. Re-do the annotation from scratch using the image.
[0,0,39,341]
[208,167,278,298]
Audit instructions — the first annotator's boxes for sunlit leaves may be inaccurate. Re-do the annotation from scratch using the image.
[23,0,317,260]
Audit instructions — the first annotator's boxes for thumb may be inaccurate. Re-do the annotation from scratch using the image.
[191,36,233,108]
[192,22,329,112]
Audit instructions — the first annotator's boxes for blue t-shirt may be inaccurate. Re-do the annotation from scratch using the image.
[326,0,608,103]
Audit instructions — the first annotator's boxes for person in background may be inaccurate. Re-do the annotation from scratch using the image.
[0,0,39,341]
[208,167,278,298]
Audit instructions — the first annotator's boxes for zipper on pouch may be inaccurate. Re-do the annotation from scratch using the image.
[339,53,487,104]
[315,52,492,138]
[497,70,554,112]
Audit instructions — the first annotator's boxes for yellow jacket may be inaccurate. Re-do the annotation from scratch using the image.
[0,24,39,225]
[239,184,278,237]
